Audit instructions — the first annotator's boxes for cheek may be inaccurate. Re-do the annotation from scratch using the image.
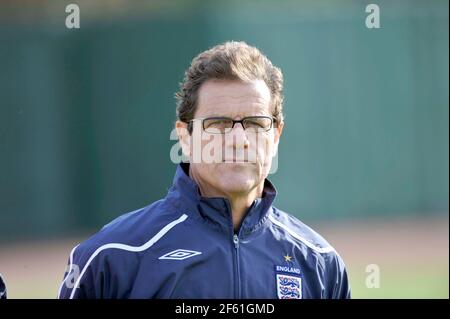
[255,134,274,161]
[189,132,219,163]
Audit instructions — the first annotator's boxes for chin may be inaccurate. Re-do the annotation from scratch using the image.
[215,170,257,192]
[217,181,254,194]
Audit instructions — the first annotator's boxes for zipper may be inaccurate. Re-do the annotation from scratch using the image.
[233,233,241,299]
[224,198,242,299]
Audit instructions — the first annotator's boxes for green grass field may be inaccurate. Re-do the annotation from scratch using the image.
[348,263,448,298]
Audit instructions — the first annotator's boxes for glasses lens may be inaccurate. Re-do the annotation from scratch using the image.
[203,118,234,134]
[243,117,272,132]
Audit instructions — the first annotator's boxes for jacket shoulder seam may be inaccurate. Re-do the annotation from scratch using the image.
[66,214,188,299]
[268,214,335,254]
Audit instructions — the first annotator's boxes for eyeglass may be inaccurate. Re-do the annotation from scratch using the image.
[188,116,277,134]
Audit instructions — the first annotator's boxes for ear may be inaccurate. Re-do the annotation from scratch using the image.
[272,121,284,157]
[176,121,191,158]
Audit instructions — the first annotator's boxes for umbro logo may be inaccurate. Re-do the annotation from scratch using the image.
[158,249,202,260]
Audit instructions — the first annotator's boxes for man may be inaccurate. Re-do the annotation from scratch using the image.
[58,41,350,299]
[0,273,6,299]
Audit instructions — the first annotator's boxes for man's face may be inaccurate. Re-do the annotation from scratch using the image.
[177,79,283,196]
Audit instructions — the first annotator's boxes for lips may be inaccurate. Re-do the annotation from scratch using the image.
[222,158,252,163]
[222,161,249,163]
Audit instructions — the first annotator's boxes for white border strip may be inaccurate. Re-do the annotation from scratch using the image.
[68,214,188,299]
[268,215,335,254]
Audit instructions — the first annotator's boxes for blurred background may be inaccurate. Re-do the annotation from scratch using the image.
[0,0,448,298]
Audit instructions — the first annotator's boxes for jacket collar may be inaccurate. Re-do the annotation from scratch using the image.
[166,163,277,235]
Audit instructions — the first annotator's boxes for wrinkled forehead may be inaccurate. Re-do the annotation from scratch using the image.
[196,79,272,118]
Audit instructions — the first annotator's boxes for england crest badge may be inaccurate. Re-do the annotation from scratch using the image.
[275,264,302,299]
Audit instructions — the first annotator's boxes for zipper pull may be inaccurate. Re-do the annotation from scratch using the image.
[233,234,239,248]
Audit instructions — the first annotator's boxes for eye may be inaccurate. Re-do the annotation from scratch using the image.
[245,119,265,128]
[244,117,271,129]
[205,119,230,127]
[203,118,234,133]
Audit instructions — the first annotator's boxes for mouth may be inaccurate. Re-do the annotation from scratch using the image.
[221,159,253,164]
[220,149,258,164]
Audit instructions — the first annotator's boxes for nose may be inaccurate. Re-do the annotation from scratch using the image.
[229,123,249,149]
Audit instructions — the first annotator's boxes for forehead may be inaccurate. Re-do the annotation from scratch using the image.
[196,79,272,118]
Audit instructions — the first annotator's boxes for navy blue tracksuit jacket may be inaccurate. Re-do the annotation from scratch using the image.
[58,163,350,299]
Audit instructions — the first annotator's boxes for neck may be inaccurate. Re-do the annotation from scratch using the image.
[227,186,263,231]
[189,166,264,232]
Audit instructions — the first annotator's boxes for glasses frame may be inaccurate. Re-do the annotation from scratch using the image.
[188,116,278,134]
